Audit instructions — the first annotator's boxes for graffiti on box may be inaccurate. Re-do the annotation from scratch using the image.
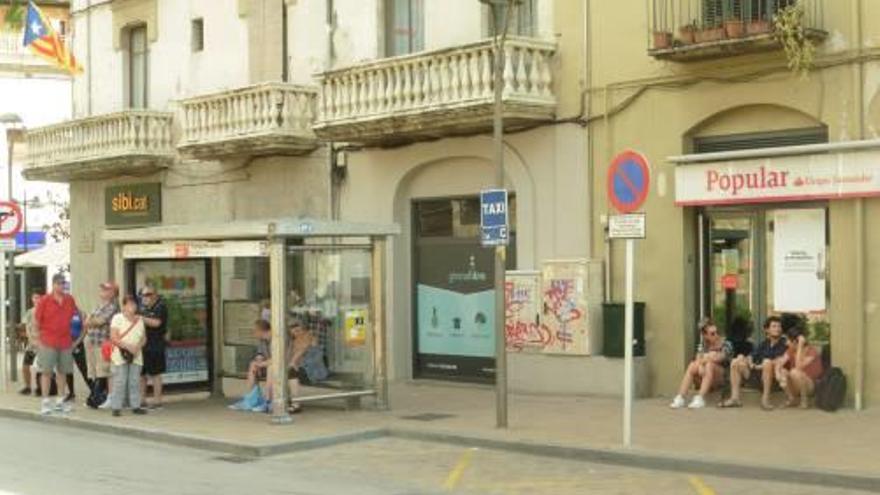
[505,263,591,355]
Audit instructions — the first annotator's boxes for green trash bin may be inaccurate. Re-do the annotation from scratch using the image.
[602,302,646,358]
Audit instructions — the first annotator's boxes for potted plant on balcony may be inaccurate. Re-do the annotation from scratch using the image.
[678,21,698,45]
[696,23,726,44]
[724,17,746,38]
[3,0,25,31]
[653,30,673,49]
[774,1,816,77]
[747,17,773,36]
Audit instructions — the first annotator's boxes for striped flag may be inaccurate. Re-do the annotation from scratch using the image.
[21,1,82,75]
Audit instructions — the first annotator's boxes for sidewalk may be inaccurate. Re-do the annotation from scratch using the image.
[1,382,878,482]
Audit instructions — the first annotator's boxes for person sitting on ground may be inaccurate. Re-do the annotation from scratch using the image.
[776,325,824,409]
[670,319,733,409]
[720,316,788,410]
[286,321,324,414]
[109,295,148,417]
[245,319,272,393]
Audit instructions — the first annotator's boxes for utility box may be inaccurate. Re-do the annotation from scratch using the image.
[602,302,646,358]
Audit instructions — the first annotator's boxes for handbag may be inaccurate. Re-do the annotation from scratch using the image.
[101,317,140,363]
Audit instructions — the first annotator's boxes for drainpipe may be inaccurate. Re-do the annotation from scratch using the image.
[584,0,593,259]
[281,0,289,82]
[325,0,340,221]
[853,0,867,411]
[87,0,92,115]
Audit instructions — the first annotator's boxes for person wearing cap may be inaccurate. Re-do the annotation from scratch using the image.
[84,281,120,409]
[34,273,79,415]
[139,283,169,409]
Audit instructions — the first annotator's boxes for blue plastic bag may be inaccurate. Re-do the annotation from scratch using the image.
[228,385,266,411]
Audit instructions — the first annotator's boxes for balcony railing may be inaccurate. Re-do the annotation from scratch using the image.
[178,82,318,159]
[0,31,65,70]
[25,110,174,181]
[648,0,825,61]
[314,37,557,144]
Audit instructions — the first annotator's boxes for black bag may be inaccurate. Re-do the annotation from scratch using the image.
[120,348,135,364]
[815,367,847,412]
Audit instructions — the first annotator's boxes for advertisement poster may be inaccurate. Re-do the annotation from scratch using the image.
[773,209,826,312]
[416,243,495,380]
[344,308,368,347]
[540,260,591,355]
[135,260,210,385]
[223,301,261,346]
[505,271,545,352]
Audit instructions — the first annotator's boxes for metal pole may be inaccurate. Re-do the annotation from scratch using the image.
[371,238,389,409]
[7,131,17,383]
[0,248,7,392]
[623,239,634,447]
[490,0,513,430]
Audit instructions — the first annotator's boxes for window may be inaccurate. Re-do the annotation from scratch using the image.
[127,25,148,108]
[385,0,424,56]
[487,0,536,37]
[191,18,204,53]
[701,0,796,27]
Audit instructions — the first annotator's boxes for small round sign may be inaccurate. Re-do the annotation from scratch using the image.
[607,151,651,214]
[0,201,23,239]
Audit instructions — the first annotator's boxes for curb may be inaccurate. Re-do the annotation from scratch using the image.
[0,407,386,459]
[3,407,879,492]
[388,428,880,493]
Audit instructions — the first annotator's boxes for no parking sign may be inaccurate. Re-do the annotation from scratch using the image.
[607,151,650,214]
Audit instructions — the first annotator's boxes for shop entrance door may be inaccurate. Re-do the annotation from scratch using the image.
[700,206,830,350]
[129,259,213,391]
[412,196,516,383]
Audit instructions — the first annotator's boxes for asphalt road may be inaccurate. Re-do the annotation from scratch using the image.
[0,418,874,495]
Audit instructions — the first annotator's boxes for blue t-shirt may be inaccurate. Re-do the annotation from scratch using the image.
[70,312,83,341]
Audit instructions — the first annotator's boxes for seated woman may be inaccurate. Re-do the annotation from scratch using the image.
[776,325,824,409]
[286,321,328,414]
[245,319,272,392]
[670,319,733,409]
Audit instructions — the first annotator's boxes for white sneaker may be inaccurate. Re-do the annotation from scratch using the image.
[40,399,53,415]
[98,398,111,410]
[54,398,65,411]
[669,395,686,409]
[688,395,706,409]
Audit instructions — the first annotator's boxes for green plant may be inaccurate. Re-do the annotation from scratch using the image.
[809,320,831,344]
[3,0,26,31]
[712,303,754,337]
[774,1,816,77]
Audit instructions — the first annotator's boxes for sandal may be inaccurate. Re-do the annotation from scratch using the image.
[761,402,775,411]
[717,399,742,408]
[782,399,800,409]
[287,403,303,414]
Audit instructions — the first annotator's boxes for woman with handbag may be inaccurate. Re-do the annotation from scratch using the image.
[107,295,147,417]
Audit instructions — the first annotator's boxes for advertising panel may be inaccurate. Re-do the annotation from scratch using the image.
[773,209,827,312]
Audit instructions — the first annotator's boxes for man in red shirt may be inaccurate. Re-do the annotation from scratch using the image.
[35,273,79,415]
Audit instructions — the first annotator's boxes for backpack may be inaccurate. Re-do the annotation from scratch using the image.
[815,367,847,412]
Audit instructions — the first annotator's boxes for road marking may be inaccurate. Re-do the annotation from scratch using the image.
[688,475,717,495]
[443,448,476,490]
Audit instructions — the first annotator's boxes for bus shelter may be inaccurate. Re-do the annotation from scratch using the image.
[103,218,398,423]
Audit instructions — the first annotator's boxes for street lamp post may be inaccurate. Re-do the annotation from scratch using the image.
[1,113,23,388]
[480,0,516,429]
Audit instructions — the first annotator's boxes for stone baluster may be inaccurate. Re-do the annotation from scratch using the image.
[514,45,527,95]
[479,47,492,98]
[539,48,552,99]
[403,63,414,110]
[503,44,515,95]
[439,55,451,103]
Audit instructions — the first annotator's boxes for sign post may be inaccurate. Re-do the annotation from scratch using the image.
[481,188,509,428]
[0,200,23,392]
[607,151,650,448]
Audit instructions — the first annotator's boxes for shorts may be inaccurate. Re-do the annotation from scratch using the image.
[85,341,111,379]
[37,346,74,375]
[23,350,37,367]
[142,349,167,376]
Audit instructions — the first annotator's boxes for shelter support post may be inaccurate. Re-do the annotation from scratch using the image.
[371,238,388,410]
[269,237,291,424]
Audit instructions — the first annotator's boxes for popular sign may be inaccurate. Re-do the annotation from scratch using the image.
[0,201,24,239]
[674,149,880,206]
[105,182,162,227]
[480,189,509,246]
[608,151,651,213]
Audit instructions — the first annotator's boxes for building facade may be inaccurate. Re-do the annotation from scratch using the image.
[589,0,880,406]
[22,0,880,407]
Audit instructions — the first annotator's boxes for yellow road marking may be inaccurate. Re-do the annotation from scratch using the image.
[688,475,717,495]
[443,448,477,491]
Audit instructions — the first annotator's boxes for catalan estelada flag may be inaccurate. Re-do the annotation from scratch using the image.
[22,1,83,75]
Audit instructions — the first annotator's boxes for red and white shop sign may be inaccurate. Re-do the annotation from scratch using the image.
[674,150,880,206]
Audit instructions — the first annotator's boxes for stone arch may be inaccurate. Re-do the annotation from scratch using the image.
[684,104,826,150]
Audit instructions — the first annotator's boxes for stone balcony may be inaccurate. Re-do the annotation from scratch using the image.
[177,82,318,159]
[313,37,557,145]
[24,110,174,182]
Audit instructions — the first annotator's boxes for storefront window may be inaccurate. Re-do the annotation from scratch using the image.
[220,257,270,377]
